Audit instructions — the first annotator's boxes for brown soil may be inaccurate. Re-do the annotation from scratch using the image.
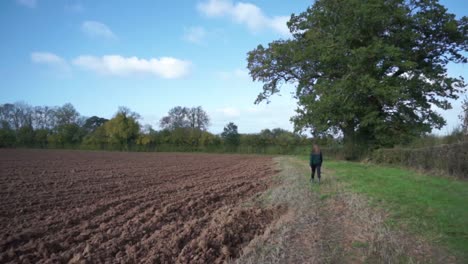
[0,149,279,264]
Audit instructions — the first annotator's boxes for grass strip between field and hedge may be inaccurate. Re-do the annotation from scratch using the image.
[299,157,468,261]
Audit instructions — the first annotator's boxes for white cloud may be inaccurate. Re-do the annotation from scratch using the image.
[197,0,232,16]
[31,52,64,65]
[216,107,241,118]
[31,52,70,71]
[81,21,116,39]
[73,55,191,79]
[183,26,207,44]
[197,0,290,36]
[30,52,71,76]
[30,52,191,79]
[269,16,290,36]
[231,2,264,30]
[16,0,36,8]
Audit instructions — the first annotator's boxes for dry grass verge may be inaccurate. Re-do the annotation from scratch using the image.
[232,156,456,264]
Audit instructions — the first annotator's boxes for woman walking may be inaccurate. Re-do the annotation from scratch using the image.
[309,144,323,183]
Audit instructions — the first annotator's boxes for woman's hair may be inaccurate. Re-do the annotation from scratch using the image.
[312,144,320,154]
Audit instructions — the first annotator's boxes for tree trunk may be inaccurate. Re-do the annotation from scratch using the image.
[342,124,357,160]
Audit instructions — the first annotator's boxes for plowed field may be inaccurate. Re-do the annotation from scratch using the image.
[0,149,278,263]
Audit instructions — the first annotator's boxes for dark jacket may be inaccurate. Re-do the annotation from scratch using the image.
[310,151,323,166]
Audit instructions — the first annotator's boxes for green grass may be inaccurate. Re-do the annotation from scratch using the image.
[318,160,468,260]
[351,241,369,249]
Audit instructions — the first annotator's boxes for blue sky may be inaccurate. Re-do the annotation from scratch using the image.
[1,0,466,135]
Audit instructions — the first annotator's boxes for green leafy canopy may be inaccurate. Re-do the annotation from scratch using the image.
[247,0,467,148]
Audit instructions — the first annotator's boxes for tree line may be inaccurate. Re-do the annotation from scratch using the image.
[0,102,315,153]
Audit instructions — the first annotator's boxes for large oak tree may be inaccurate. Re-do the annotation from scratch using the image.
[247,0,467,155]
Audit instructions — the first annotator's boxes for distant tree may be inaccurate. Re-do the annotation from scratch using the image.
[187,106,210,130]
[3,102,34,130]
[0,103,15,129]
[33,106,57,130]
[0,102,37,146]
[258,129,273,146]
[247,0,468,154]
[0,120,11,131]
[54,103,79,127]
[160,106,210,131]
[168,127,191,146]
[158,129,172,144]
[160,106,189,130]
[274,129,297,148]
[76,116,87,127]
[136,125,159,150]
[117,106,141,120]
[0,127,15,147]
[82,126,107,149]
[200,131,222,147]
[16,125,35,146]
[240,134,258,147]
[58,124,84,146]
[41,103,83,147]
[254,128,303,147]
[141,124,156,134]
[104,107,141,150]
[221,122,240,146]
[16,102,34,130]
[34,129,49,148]
[83,116,109,133]
[271,128,289,137]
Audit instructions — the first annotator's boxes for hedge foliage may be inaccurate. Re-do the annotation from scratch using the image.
[372,142,468,179]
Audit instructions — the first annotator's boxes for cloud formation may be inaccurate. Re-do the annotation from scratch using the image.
[183,26,207,44]
[73,55,191,79]
[30,51,70,71]
[16,0,36,8]
[197,0,290,36]
[31,52,71,75]
[81,21,116,39]
[31,52,65,65]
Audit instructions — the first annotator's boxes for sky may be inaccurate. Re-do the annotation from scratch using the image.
[0,0,467,135]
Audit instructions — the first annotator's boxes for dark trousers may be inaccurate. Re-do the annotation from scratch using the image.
[311,165,321,180]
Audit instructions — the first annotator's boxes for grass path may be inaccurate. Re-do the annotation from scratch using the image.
[234,156,350,263]
[327,160,468,262]
[233,156,460,263]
